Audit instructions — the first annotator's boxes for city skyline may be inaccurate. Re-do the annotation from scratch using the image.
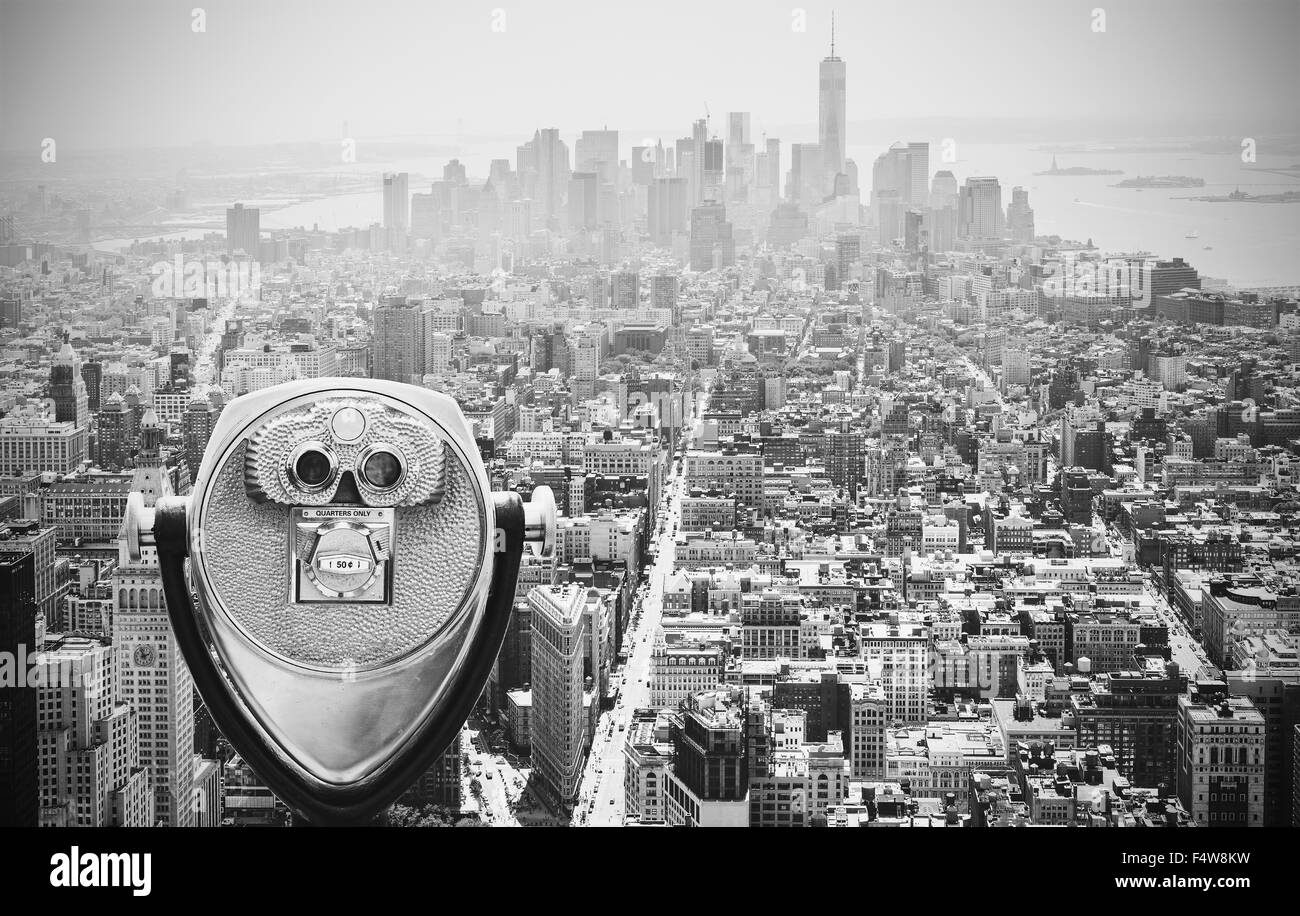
[3,0,1299,155]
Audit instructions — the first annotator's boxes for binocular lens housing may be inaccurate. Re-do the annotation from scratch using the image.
[358,445,405,490]
[289,442,337,490]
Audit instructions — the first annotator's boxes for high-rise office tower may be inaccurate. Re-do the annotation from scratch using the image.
[835,234,862,290]
[0,548,38,826]
[34,634,149,826]
[371,301,424,384]
[872,144,911,208]
[664,691,751,826]
[927,169,960,252]
[612,270,639,309]
[112,414,196,826]
[690,202,735,271]
[225,203,260,257]
[650,274,678,314]
[702,137,725,204]
[930,170,959,209]
[1006,186,1035,243]
[904,209,925,252]
[874,189,902,246]
[382,172,410,232]
[96,393,136,470]
[906,142,929,208]
[1176,689,1265,827]
[725,112,753,199]
[1225,672,1300,827]
[0,298,20,329]
[691,118,709,205]
[1073,665,1186,791]
[727,112,751,157]
[529,585,590,809]
[819,17,847,188]
[767,202,809,248]
[183,393,219,477]
[764,137,782,199]
[49,335,88,428]
[443,159,467,185]
[631,140,663,185]
[567,172,598,231]
[575,129,619,185]
[791,142,824,210]
[81,360,102,412]
[959,177,1004,239]
[518,129,571,227]
[648,177,688,246]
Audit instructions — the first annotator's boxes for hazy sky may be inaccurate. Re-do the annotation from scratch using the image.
[2,0,1298,155]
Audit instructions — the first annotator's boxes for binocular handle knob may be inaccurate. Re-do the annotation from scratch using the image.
[123,491,158,563]
[522,485,557,557]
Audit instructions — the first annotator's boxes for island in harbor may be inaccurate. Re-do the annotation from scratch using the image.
[1113,175,1205,188]
[1034,156,1123,177]
[1183,188,1300,203]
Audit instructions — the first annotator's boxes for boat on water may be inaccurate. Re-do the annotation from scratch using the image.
[1185,229,1199,239]
[1203,245,1213,250]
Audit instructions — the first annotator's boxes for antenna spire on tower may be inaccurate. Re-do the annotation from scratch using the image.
[831,10,836,57]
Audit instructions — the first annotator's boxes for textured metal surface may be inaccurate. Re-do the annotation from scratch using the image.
[244,398,447,507]
[204,439,484,668]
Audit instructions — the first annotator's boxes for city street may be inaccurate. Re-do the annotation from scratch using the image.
[573,397,702,825]
[460,722,560,826]
[1143,576,1214,674]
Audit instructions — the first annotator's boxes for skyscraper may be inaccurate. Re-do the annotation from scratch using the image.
[959,177,1004,239]
[690,202,735,271]
[648,177,688,247]
[650,274,678,315]
[225,203,260,257]
[96,392,136,470]
[575,129,619,185]
[183,393,219,477]
[612,270,639,309]
[518,128,571,227]
[529,585,590,809]
[0,548,38,826]
[567,171,598,231]
[930,170,959,209]
[112,413,196,826]
[371,300,424,384]
[382,172,410,233]
[81,360,102,412]
[34,634,150,826]
[791,142,824,210]
[727,112,751,156]
[834,234,862,291]
[818,17,847,189]
[49,335,87,428]
[906,142,930,208]
[1177,690,1265,827]
[764,137,782,199]
[1007,186,1035,243]
[702,137,725,204]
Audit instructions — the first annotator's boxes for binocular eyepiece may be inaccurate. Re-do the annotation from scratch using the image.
[128,379,555,826]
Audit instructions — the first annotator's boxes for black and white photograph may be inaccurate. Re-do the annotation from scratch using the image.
[0,0,1297,896]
